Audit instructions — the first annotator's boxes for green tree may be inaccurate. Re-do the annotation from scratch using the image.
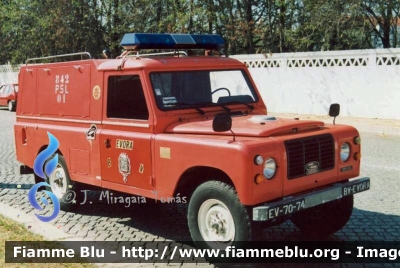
[362,0,400,48]
[0,0,103,64]
[1,0,400,65]
[279,0,370,52]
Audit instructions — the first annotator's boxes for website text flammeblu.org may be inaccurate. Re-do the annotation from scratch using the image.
[119,246,400,261]
[10,245,400,262]
[121,246,342,260]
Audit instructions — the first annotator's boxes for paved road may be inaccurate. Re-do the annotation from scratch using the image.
[1,108,400,267]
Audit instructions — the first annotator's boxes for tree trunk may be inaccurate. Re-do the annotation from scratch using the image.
[279,0,286,52]
[245,0,255,54]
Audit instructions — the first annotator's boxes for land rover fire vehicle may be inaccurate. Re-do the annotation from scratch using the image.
[15,33,370,245]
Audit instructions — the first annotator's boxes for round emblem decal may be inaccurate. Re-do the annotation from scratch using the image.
[92,85,101,100]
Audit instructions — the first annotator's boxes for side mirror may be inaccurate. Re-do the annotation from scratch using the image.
[213,114,232,132]
[329,103,340,117]
[329,103,340,125]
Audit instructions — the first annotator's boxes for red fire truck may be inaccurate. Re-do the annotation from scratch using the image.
[15,33,370,246]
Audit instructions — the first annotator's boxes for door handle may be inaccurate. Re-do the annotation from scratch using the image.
[104,139,111,148]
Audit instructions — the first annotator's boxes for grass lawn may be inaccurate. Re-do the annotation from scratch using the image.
[0,213,95,268]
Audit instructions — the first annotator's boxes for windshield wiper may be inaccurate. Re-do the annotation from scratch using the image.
[213,104,231,113]
[221,101,255,111]
[175,101,206,115]
[194,101,231,113]
[175,101,231,115]
[173,100,251,116]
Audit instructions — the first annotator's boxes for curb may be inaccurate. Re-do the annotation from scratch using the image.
[0,202,74,241]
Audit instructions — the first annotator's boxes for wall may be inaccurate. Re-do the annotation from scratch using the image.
[232,49,400,120]
[0,65,19,85]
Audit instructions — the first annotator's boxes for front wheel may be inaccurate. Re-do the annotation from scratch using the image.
[188,181,251,248]
[291,195,354,237]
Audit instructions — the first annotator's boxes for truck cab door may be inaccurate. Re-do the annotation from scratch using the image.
[99,73,154,191]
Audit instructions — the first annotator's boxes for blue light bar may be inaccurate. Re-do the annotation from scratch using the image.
[120,33,225,50]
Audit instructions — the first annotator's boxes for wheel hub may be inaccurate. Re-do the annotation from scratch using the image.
[198,199,235,242]
[209,212,227,235]
[49,165,67,199]
[54,171,64,187]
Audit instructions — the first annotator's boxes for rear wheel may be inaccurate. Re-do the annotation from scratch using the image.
[188,181,251,248]
[46,155,82,211]
[291,195,354,237]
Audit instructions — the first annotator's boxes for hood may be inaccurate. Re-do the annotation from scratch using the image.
[166,115,325,137]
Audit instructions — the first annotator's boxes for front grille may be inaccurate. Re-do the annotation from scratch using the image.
[285,134,335,179]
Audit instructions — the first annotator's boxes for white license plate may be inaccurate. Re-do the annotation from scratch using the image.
[266,199,306,220]
[342,180,370,196]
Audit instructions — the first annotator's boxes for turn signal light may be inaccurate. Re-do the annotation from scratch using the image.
[255,174,265,184]
[354,136,361,145]
[354,152,361,160]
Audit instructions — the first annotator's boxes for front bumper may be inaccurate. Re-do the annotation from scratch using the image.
[253,177,370,221]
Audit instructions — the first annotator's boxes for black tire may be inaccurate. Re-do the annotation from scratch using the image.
[46,155,83,211]
[291,195,354,237]
[188,181,251,249]
[8,101,15,112]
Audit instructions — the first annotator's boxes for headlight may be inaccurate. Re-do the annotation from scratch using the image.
[340,143,351,162]
[254,155,264,165]
[263,158,276,179]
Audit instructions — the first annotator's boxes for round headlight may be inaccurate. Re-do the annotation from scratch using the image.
[263,158,276,179]
[254,155,264,165]
[340,143,351,162]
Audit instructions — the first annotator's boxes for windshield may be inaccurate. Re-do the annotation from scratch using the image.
[150,70,258,111]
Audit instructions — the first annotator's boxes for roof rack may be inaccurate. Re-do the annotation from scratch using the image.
[116,50,188,70]
[117,50,187,59]
[26,52,92,65]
